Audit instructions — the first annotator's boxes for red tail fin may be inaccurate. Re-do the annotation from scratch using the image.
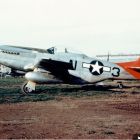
[117,57,140,79]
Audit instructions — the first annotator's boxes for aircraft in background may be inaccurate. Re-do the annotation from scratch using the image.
[0,45,140,94]
[96,53,140,62]
[0,64,25,77]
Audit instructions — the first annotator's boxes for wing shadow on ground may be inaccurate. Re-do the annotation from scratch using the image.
[35,84,125,95]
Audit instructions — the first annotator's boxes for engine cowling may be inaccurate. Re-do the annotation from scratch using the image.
[25,72,62,84]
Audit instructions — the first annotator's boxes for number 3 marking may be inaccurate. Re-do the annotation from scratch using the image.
[112,67,120,77]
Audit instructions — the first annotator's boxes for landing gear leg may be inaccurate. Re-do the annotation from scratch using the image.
[21,81,36,95]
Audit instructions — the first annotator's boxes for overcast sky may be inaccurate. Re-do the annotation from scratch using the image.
[0,0,140,56]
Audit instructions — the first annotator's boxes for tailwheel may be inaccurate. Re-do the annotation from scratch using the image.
[118,82,124,89]
[21,81,36,95]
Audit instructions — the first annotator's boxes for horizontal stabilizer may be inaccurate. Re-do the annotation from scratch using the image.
[129,67,140,72]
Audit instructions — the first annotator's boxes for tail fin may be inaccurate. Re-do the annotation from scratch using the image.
[117,57,140,79]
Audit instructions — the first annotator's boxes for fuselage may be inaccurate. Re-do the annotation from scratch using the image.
[0,45,37,71]
[0,45,136,84]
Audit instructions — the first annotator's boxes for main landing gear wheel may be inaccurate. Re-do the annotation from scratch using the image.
[21,81,36,95]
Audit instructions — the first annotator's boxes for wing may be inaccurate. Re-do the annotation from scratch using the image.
[35,58,78,83]
[37,59,74,72]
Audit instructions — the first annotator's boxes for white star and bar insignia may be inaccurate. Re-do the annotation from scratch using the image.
[83,60,111,75]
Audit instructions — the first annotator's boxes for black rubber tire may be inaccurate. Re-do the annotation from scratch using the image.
[21,82,35,95]
[118,83,123,89]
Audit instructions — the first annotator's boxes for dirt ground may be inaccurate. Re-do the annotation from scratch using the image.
[0,88,140,139]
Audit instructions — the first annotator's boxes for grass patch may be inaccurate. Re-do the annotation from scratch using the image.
[0,77,117,104]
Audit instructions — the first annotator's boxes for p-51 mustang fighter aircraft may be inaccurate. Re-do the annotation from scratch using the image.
[0,45,140,94]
